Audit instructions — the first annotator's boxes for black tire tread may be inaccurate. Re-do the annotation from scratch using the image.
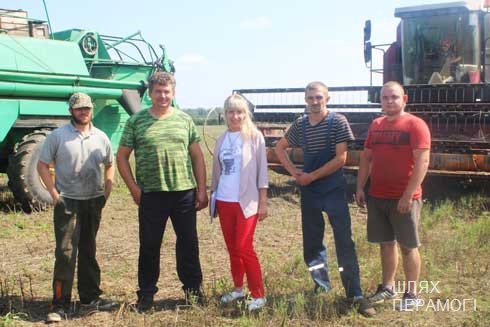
[7,129,53,212]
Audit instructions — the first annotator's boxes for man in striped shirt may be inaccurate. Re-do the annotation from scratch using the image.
[275,81,375,317]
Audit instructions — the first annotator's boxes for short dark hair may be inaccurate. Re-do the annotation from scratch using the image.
[305,81,328,96]
[148,72,176,92]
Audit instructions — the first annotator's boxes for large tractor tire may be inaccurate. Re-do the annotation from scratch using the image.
[7,129,53,212]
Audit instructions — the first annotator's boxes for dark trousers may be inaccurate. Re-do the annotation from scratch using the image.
[137,190,202,299]
[300,187,362,298]
[52,196,105,306]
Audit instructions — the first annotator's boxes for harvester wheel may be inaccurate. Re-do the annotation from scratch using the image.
[7,129,53,212]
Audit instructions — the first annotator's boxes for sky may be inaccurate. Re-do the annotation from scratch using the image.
[2,0,455,108]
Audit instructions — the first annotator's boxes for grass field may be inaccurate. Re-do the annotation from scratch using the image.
[0,125,489,326]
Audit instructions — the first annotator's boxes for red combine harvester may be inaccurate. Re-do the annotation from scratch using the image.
[234,1,490,185]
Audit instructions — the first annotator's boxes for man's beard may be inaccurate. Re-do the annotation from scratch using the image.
[71,115,91,125]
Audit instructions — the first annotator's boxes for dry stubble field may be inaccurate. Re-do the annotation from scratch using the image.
[0,125,489,327]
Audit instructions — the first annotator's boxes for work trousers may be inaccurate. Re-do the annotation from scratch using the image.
[301,187,362,298]
[217,200,264,298]
[52,195,106,306]
[137,190,202,299]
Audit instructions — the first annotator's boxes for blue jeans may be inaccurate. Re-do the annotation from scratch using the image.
[300,186,362,298]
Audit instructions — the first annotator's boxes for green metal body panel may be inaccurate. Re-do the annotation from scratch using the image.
[92,100,131,151]
[18,99,68,116]
[0,81,124,99]
[0,100,18,141]
[0,99,70,172]
[0,71,144,89]
[89,63,153,84]
[0,34,89,76]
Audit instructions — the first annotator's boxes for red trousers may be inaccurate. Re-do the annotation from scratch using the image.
[216,200,264,298]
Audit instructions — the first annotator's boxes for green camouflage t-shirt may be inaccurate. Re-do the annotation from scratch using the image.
[119,108,201,192]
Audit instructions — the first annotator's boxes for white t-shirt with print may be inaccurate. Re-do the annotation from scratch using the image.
[216,131,242,202]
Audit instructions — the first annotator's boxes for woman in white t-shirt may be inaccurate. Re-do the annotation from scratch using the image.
[210,94,269,311]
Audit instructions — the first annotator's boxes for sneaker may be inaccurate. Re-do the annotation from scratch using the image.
[368,284,395,304]
[46,306,67,323]
[353,297,377,317]
[81,297,118,311]
[395,292,423,311]
[136,295,154,312]
[248,297,266,311]
[220,289,246,304]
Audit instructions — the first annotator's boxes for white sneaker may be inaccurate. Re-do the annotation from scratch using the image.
[220,290,246,304]
[46,307,67,323]
[248,297,266,311]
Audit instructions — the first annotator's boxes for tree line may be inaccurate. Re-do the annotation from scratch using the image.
[181,107,223,126]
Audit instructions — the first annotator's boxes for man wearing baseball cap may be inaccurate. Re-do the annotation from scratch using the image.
[38,92,117,323]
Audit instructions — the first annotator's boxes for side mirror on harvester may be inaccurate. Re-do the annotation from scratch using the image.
[364,20,371,42]
[364,41,372,64]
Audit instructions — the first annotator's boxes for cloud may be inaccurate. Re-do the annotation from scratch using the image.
[176,54,208,65]
[240,16,272,29]
[175,54,208,71]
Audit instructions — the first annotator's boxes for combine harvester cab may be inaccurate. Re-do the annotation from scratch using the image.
[0,8,174,211]
[235,0,490,185]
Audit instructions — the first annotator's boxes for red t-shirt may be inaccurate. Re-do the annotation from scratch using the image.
[364,113,431,199]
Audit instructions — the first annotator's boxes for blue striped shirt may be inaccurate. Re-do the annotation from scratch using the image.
[284,112,354,154]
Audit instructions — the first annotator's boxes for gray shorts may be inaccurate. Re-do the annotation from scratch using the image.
[367,197,422,248]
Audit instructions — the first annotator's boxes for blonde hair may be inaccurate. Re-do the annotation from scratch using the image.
[381,81,405,94]
[223,94,258,139]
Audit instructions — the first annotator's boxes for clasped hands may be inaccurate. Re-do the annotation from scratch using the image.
[291,169,315,186]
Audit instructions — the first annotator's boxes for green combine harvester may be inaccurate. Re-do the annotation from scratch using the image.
[0,8,174,211]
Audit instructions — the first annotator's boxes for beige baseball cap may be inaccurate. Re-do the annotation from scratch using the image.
[69,92,93,109]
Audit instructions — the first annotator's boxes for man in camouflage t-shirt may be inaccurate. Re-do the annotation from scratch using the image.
[117,72,208,310]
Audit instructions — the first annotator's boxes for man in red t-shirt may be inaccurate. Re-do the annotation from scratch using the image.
[355,81,431,310]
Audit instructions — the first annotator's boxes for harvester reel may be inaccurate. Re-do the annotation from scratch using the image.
[7,129,54,212]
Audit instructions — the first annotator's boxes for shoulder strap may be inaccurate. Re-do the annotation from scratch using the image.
[325,112,335,153]
[301,114,308,151]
